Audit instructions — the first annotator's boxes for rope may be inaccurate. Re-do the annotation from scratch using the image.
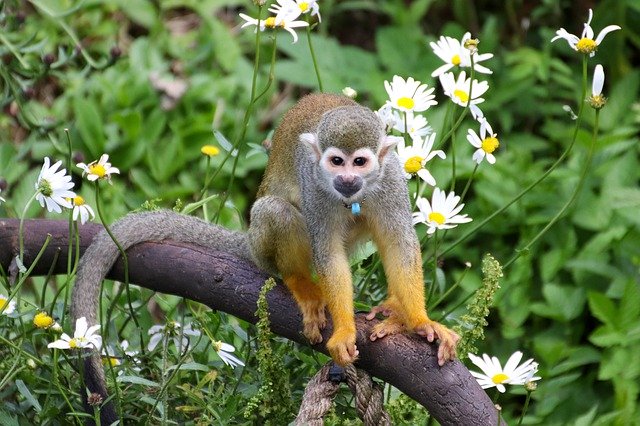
[295,363,391,426]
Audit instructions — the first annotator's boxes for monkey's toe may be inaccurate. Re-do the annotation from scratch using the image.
[414,321,460,366]
[369,317,406,341]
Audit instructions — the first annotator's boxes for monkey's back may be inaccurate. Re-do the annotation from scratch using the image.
[256,93,357,206]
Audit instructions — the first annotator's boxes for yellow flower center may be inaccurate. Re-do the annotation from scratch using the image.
[213,340,223,352]
[69,338,79,349]
[576,37,597,54]
[428,212,446,225]
[299,2,309,12]
[451,54,461,66]
[588,94,607,110]
[481,136,499,154]
[201,145,220,157]
[396,97,415,110]
[73,195,86,206]
[454,89,469,103]
[88,164,106,178]
[492,373,509,384]
[34,312,54,328]
[404,156,424,174]
[38,179,53,196]
[0,299,7,311]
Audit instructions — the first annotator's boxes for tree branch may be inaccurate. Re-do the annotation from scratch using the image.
[0,218,502,425]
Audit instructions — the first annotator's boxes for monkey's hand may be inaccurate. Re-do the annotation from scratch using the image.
[326,329,359,366]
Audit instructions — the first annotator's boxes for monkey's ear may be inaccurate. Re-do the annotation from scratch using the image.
[300,133,322,160]
[377,135,402,160]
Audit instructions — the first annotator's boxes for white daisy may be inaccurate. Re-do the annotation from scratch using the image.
[551,8,621,57]
[384,75,437,113]
[269,0,321,23]
[467,119,500,164]
[213,341,245,368]
[588,64,607,109]
[430,32,494,77]
[47,317,102,350]
[468,351,541,393]
[439,71,489,108]
[391,111,433,140]
[239,12,309,43]
[396,133,445,186]
[147,321,201,354]
[413,187,472,234]
[35,157,75,214]
[77,154,120,183]
[71,195,95,225]
[0,293,16,315]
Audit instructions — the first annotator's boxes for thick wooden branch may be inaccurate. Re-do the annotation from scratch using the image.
[0,218,502,425]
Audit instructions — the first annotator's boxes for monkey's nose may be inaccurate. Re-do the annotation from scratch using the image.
[334,176,362,198]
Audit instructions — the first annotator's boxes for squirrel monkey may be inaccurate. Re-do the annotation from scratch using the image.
[71,93,458,422]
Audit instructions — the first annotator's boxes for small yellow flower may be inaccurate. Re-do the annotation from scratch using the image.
[77,154,120,183]
[34,312,55,329]
[201,145,220,157]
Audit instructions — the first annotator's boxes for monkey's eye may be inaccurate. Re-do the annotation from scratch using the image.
[353,157,367,167]
[330,156,344,166]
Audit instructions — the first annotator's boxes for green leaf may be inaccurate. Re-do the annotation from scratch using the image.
[115,0,159,28]
[619,279,640,330]
[15,379,42,412]
[0,410,19,426]
[532,284,586,321]
[117,375,160,387]
[589,325,625,347]
[167,362,210,372]
[588,291,618,327]
[73,97,105,159]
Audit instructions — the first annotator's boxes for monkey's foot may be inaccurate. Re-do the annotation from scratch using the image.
[326,329,358,366]
[414,320,460,366]
[300,300,327,344]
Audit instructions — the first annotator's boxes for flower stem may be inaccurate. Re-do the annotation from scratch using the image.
[460,163,479,203]
[306,19,323,92]
[442,56,589,258]
[503,108,598,269]
[18,193,37,267]
[214,35,278,222]
[517,390,532,426]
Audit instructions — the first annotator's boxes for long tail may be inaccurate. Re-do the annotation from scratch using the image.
[70,210,251,423]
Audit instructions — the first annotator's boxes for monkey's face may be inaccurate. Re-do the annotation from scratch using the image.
[319,147,379,202]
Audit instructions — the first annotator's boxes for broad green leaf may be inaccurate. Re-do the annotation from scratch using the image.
[73,97,105,159]
[16,379,41,412]
[588,291,617,327]
[619,279,640,330]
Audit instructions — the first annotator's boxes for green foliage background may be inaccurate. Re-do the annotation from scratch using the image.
[1,0,639,424]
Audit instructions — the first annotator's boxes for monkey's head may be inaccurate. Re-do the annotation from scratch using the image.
[300,105,399,203]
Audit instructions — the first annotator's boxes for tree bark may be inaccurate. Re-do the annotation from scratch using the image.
[0,218,503,425]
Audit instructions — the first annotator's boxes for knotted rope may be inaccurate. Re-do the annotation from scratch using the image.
[295,363,391,425]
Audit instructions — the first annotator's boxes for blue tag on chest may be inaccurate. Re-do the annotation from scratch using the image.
[351,202,361,215]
